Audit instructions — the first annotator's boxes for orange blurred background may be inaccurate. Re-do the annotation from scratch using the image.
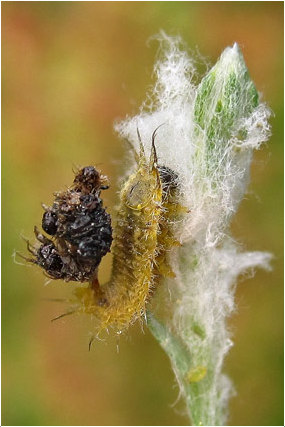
[2,2,283,426]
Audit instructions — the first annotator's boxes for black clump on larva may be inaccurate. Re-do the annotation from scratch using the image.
[157,165,179,194]
[28,166,112,282]
[42,211,58,235]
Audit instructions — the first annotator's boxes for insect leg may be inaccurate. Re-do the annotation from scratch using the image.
[34,226,53,245]
[22,236,38,256]
[14,250,36,264]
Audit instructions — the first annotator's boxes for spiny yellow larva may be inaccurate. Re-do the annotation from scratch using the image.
[75,128,163,332]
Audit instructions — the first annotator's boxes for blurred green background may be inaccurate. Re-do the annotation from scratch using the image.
[2,2,283,426]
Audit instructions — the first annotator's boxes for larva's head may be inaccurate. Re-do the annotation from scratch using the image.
[122,158,161,210]
[121,127,162,210]
[122,172,155,210]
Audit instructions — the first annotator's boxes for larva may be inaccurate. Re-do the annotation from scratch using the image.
[75,129,163,332]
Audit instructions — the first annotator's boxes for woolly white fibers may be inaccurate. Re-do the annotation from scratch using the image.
[115,34,272,426]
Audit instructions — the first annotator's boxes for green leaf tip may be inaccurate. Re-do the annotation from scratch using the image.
[194,43,259,165]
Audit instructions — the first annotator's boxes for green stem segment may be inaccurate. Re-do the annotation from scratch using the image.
[194,43,258,172]
[147,312,206,426]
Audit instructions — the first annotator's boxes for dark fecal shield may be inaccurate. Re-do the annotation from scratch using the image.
[30,166,112,282]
